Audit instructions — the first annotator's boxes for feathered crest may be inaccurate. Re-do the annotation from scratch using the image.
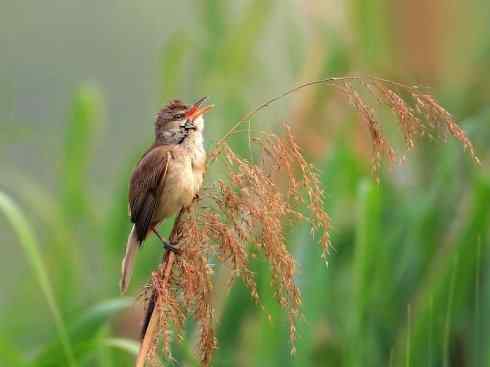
[155,100,188,125]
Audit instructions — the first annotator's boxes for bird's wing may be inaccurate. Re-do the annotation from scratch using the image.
[128,145,172,241]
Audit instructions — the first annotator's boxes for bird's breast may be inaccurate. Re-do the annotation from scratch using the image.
[191,145,206,194]
[156,150,204,220]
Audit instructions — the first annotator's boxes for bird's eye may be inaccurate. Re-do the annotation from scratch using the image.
[174,112,185,119]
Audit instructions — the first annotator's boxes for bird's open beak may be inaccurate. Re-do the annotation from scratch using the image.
[186,96,214,121]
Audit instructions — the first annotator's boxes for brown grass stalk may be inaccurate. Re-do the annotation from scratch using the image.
[137,209,186,367]
[136,252,175,367]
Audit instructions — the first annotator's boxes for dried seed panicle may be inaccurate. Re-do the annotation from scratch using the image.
[141,76,478,366]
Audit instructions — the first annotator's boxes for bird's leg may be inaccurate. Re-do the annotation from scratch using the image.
[152,228,182,255]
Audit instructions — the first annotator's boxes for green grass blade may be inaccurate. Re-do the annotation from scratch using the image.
[351,178,383,366]
[349,0,392,69]
[63,83,105,222]
[0,336,28,366]
[292,225,329,367]
[443,256,458,367]
[7,175,82,310]
[249,262,288,367]
[32,297,133,365]
[0,192,76,366]
[159,32,190,101]
[101,338,139,356]
[392,175,490,366]
[73,297,134,332]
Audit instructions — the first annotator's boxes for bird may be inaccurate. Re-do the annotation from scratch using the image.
[120,97,213,293]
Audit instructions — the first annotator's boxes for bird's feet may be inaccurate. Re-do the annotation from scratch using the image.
[152,228,182,255]
[163,240,182,256]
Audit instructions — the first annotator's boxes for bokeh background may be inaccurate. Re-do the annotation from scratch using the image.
[1,1,490,366]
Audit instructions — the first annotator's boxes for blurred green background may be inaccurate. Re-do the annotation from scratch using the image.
[1,1,489,366]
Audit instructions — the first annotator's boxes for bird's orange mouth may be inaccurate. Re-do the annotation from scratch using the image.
[186,96,214,121]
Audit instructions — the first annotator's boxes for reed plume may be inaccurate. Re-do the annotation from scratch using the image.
[136,76,478,366]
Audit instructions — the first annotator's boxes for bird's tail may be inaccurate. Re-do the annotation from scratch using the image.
[120,226,139,294]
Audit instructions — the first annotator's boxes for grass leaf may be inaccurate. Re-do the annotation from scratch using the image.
[102,338,139,356]
[0,192,76,367]
[63,83,105,222]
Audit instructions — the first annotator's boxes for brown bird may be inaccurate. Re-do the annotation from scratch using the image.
[120,97,213,293]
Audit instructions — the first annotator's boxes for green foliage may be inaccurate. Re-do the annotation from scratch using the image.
[1,1,489,366]
[63,83,105,224]
[0,192,76,366]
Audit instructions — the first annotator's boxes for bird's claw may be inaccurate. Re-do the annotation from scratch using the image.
[163,240,182,255]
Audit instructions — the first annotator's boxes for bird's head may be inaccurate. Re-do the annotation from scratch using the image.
[155,97,213,144]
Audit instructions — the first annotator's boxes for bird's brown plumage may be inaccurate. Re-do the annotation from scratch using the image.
[129,146,171,242]
[120,98,209,293]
